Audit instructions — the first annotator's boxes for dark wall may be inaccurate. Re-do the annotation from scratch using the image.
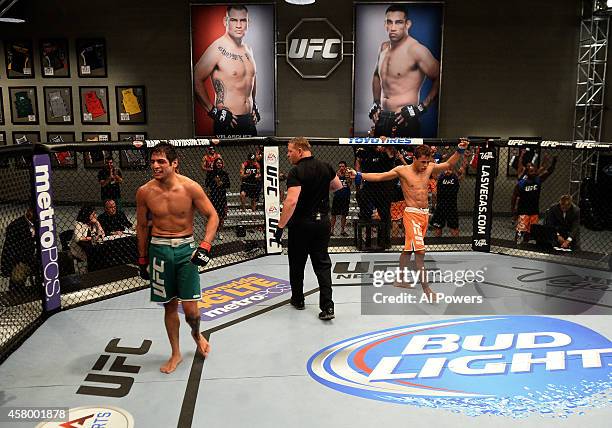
[0,0,581,142]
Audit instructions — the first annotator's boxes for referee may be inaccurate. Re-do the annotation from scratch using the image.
[274,137,343,320]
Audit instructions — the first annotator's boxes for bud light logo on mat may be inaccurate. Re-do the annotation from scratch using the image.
[307,316,612,418]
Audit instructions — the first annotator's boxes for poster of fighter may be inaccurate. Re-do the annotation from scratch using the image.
[191,4,275,138]
[353,2,443,138]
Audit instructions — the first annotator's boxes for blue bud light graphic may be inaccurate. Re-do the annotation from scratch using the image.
[307,316,612,418]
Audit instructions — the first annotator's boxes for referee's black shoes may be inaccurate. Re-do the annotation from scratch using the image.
[318,307,335,321]
[290,299,305,310]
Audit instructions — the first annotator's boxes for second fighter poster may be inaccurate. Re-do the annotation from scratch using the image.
[353,2,443,138]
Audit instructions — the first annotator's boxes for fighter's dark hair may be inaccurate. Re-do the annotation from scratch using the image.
[385,4,409,20]
[104,155,113,162]
[414,145,432,159]
[226,5,248,16]
[338,161,347,166]
[151,142,178,163]
[76,205,96,223]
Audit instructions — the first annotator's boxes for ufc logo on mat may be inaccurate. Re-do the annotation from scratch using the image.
[152,257,165,298]
[288,38,341,59]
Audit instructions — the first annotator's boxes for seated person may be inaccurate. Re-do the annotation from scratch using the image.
[0,206,36,291]
[545,194,580,250]
[70,206,105,262]
[98,199,132,235]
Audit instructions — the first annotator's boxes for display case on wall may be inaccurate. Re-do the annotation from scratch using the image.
[47,132,77,169]
[76,38,107,78]
[118,132,148,169]
[82,132,112,168]
[40,39,70,78]
[79,86,110,125]
[116,86,146,124]
[43,86,74,125]
[9,87,39,125]
[4,40,34,78]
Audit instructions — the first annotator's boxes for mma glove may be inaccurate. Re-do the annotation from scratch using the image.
[273,226,284,245]
[253,102,261,123]
[368,102,381,120]
[208,107,234,130]
[138,256,150,280]
[191,241,212,267]
[398,103,426,121]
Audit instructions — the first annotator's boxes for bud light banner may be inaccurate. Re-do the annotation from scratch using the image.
[307,316,612,418]
[33,153,61,311]
[472,147,496,252]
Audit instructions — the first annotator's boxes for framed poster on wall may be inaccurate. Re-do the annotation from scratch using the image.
[9,87,39,125]
[76,38,107,78]
[4,40,34,78]
[43,86,74,124]
[40,39,70,78]
[47,132,77,168]
[82,132,112,168]
[353,2,443,138]
[115,86,147,124]
[13,131,40,168]
[79,86,110,124]
[119,132,148,169]
[191,4,275,137]
[0,88,4,125]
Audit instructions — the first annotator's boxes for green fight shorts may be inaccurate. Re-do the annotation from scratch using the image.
[148,236,201,303]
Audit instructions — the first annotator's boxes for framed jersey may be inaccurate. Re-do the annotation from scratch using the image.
[40,39,70,78]
[79,86,110,125]
[76,38,107,78]
[43,86,74,125]
[4,40,34,78]
[9,86,39,125]
[115,86,147,124]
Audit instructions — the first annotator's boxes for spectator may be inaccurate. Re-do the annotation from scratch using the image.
[205,158,230,240]
[98,156,124,210]
[201,146,222,177]
[545,194,580,250]
[1,206,36,291]
[511,155,557,244]
[98,199,132,235]
[240,152,261,211]
[330,161,352,236]
[431,163,466,237]
[70,206,105,263]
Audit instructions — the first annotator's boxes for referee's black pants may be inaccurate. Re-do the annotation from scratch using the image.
[288,218,333,311]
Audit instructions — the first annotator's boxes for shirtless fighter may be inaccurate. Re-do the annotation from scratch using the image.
[194,5,259,137]
[136,142,219,373]
[369,4,440,138]
[349,140,468,299]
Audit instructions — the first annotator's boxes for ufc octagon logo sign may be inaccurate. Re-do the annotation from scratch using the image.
[286,18,343,79]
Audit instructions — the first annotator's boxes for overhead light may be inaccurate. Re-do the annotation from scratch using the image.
[285,0,315,5]
[0,0,26,23]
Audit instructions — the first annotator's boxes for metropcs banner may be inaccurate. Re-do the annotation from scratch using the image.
[308,316,612,418]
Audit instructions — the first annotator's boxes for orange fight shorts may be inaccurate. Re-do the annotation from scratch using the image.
[516,214,539,233]
[402,207,429,252]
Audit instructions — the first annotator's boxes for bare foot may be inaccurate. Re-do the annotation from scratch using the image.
[196,334,211,357]
[422,285,436,303]
[160,355,183,374]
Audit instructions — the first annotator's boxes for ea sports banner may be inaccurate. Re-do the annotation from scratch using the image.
[472,146,496,252]
[191,4,275,138]
[263,146,281,254]
[354,3,443,138]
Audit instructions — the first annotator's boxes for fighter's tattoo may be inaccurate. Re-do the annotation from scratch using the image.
[212,78,225,104]
[218,46,243,62]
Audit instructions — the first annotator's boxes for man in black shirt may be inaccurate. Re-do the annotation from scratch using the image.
[1,206,36,291]
[356,145,395,248]
[431,164,465,237]
[98,157,124,210]
[274,137,343,320]
[98,199,133,235]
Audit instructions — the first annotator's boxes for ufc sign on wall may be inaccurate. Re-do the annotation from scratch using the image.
[286,18,343,79]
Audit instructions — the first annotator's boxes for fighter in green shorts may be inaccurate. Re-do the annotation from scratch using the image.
[148,236,203,303]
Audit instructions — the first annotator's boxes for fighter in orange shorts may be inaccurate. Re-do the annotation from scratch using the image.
[350,140,469,300]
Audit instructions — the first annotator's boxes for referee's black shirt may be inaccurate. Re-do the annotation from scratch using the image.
[286,156,335,224]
